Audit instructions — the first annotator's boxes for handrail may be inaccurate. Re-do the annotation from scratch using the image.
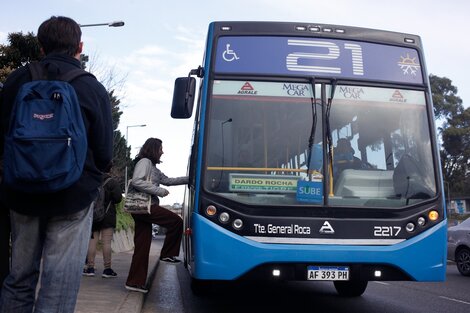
[207,166,305,172]
[206,166,322,176]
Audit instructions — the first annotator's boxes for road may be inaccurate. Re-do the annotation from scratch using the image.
[143,259,469,313]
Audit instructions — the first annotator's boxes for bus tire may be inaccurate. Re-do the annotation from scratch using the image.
[190,278,213,296]
[333,280,368,297]
[456,247,470,276]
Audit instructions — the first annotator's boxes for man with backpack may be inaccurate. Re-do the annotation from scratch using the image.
[0,16,113,313]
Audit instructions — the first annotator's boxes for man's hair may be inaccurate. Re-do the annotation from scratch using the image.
[37,16,81,56]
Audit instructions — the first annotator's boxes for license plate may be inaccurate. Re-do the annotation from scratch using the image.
[307,266,349,281]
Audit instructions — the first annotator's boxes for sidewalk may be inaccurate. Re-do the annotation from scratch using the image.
[74,236,163,313]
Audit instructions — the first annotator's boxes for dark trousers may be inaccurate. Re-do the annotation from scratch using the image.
[126,204,183,286]
[0,207,10,292]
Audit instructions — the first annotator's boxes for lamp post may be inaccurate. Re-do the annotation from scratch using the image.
[444,181,451,215]
[78,21,124,68]
[125,124,147,189]
[79,21,125,28]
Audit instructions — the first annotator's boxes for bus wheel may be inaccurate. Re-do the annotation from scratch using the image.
[190,278,213,296]
[456,248,470,276]
[333,280,368,297]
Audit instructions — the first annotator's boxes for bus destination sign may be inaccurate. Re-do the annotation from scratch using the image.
[214,36,423,84]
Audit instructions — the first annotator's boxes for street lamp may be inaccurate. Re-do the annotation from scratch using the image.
[444,181,451,214]
[125,124,147,189]
[79,21,125,28]
[77,20,124,69]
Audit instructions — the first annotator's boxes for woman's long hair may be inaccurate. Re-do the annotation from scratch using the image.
[135,138,162,165]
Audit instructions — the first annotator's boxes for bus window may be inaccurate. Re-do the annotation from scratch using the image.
[204,80,323,205]
[330,85,436,206]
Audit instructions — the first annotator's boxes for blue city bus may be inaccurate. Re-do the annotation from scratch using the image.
[171,21,447,296]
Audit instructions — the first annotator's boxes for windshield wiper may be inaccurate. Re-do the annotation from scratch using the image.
[325,80,337,196]
[306,77,317,181]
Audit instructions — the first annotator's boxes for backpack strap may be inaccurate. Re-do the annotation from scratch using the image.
[103,177,113,188]
[104,200,112,215]
[102,176,114,213]
[28,62,47,81]
[59,68,95,82]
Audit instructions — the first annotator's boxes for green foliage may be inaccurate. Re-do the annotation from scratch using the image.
[430,74,464,121]
[115,198,134,232]
[0,32,42,81]
[108,89,129,189]
[431,74,469,198]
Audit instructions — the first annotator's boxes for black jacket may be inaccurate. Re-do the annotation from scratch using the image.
[0,53,113,216]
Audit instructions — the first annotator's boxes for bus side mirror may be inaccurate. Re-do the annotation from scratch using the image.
[171,77,196,119]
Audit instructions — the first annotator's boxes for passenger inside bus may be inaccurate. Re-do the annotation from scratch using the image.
[333,138,368,179]
[333,138,394,199]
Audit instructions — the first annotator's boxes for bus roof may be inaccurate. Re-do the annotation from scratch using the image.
[210,21,422,47]
[208,21,425,84]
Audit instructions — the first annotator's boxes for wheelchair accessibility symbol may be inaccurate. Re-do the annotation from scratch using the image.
[222,44,239,62]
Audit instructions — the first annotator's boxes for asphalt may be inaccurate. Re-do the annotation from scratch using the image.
[74,236,163,313]
[73,234,455,313]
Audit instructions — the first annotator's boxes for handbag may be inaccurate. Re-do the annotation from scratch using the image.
[124,181,151,214]
[124,161,152,214]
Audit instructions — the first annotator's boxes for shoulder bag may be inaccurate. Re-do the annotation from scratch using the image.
[124,161,152,215]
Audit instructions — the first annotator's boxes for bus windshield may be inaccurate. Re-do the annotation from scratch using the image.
[203,80,436,208]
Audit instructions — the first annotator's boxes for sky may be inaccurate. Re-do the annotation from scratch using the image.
[1,0,469,205]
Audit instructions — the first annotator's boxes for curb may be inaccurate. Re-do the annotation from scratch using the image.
[75,237,163,313]
[115,249,161,313]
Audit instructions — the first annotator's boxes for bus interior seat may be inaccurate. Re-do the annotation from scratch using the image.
[334,169,395,198]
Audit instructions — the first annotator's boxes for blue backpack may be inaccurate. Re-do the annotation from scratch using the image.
[3,62,90,193]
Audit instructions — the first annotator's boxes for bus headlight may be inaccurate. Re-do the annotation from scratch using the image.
[219,212,230,223]
[406,222,415,232]
[233,219,243,230]
[417,216,426,227]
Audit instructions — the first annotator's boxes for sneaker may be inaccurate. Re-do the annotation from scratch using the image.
[125,284,149,293]
[82,267,95,277]
[159,256,181,264]
[102,268,118,278]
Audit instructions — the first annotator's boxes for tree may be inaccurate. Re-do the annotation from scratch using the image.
[85,54,129,189]
[108,90,130,188]
[430,74,464,122]
[431,75,469,197]
[440,108,470,196]
[0,32,41,81]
